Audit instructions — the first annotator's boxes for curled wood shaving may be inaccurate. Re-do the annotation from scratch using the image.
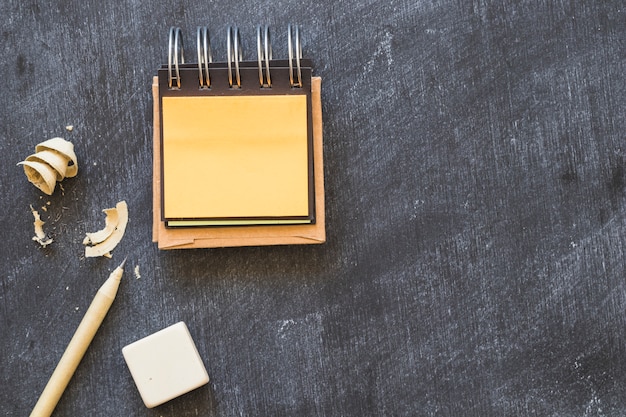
[18,137,78,195]
[83,206,120,245]
[19,161,57,195]
[83,201,128,258]
[30,205,53,247]
[26,150,69,181]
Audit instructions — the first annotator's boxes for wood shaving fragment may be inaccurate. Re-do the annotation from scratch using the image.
[19,160,57,195]
[134,265,141,279]
[66,125,74,132]
[83,207,120,245]
[35,138,78,178]
[83,201,128,258]
[30,205,53,247]
[25,150,70,181]
[18,137,78,195]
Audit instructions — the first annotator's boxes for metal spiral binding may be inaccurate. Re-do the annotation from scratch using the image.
[197,27,212,88]
[167,27,184,89]
[165,25,306,89]
[257,25,272,88]
[227,26,243,88]
[287,24,302,88]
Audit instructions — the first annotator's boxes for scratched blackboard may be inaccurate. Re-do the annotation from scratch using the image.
[1,0,625,416]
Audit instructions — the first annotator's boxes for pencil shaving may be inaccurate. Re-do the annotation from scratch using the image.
[35,138,78,178]
[18,137,78,195]
[84,201,128,258]
[19,160,57,195]
[83,207,120,245]
[30,205,53,247]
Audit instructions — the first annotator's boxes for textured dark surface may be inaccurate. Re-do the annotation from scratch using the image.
[1,1,625,416]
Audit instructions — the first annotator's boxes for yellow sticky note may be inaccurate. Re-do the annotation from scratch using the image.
[162,94,310,222]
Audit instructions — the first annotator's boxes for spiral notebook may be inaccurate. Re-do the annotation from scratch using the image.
[159,26,314,228]
[153,25,325,249]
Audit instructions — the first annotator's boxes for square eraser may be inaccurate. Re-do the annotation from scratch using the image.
[122,322,210,408]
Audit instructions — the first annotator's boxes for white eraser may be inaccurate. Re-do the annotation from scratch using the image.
[122,322,210,408]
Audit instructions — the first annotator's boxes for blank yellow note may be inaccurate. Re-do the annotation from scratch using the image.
[162,94,309,221]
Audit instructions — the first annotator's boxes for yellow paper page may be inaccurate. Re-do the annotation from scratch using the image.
[162,95,309,220]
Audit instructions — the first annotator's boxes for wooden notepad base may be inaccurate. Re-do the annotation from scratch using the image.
[152,76,325,249]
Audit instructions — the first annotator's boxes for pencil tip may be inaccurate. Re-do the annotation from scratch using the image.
[119,257,127,269]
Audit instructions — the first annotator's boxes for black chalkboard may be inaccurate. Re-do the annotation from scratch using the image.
[1,0,625,416]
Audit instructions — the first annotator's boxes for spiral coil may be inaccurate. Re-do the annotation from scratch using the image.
[227,26,243,88]
[167,27,184,89]
[257,25,272,88]
[197,26,212,88]
[287,24,302,88]
[165,24,306,90]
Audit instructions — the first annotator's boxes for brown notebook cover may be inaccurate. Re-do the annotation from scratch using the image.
[152,76,325,249]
